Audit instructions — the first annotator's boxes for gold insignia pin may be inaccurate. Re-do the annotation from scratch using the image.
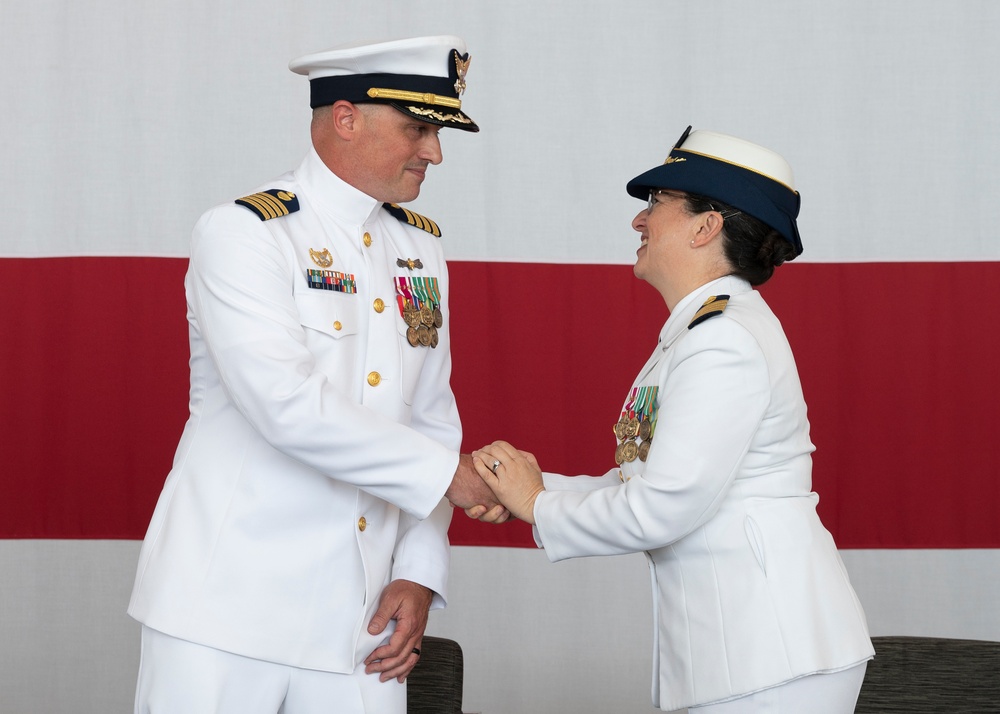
[396,258,423,270]
[664,156,687,165]
[309,248,333,268]
[454,52,471,95]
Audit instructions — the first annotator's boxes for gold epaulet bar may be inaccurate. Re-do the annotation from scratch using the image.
[688,294,730,329]
[383,203,441,237]
[235,189,299,221]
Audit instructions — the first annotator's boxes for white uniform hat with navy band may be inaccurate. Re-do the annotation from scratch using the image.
[289,35,478,132]
[626,127,802,255]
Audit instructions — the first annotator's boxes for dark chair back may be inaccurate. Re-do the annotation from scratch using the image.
[407,636,465,714]
[855,636,1000,713]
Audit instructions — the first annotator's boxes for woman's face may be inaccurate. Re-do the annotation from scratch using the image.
[631,190,701,292]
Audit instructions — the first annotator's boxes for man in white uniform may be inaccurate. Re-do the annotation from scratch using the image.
[128,35,499,714]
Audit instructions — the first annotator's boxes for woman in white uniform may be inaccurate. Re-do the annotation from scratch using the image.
[472,127,875,712]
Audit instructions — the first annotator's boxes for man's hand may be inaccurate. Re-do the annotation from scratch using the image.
[364,579,434,683]
[463,503,511,523]
[446,454,510,523]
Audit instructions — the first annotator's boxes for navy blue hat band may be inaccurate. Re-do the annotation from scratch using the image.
[309,73,458,110]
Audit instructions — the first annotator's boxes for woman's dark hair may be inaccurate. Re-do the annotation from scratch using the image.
[682,193,797,286]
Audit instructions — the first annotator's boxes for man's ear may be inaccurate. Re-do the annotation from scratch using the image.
[329,100,360,140]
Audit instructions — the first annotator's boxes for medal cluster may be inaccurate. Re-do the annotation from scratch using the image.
[396,276,443,348]
[614,386,658,464]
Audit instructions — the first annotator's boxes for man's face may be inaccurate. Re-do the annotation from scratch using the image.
[352,105,444,204]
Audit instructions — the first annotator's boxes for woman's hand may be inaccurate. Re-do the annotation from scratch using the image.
[471,441,545,525]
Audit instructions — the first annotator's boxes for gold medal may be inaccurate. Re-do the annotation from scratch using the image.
[433,307,443,328]
[638,417,651,442]
[417,324,432,346]
[638,440,650,462]
[420,305,434,326]
[406,326,420,347]
[625,417,640,439]
[614,443,625,465]
[621,440,639,463]
[614,416,628,441]
[403,305,420,328]
[429,326,439,348]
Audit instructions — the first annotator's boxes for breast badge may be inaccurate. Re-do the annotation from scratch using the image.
[309,248,334,268]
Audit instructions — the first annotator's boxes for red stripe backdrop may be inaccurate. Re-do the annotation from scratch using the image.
[2,258,998,547]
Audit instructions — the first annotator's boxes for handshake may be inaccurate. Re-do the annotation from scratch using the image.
[444,442,545,525]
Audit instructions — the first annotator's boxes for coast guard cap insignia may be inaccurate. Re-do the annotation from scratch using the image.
[454,52,471,95]
[688,294,730,329]
[309,248,334,268]
[235,189,299,221]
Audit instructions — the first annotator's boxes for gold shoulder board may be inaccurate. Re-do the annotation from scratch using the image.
[383,203,441,237]
[235,189,299,221]
[688,294,730,329]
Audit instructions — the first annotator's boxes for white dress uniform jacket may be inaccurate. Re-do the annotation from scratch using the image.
[129,148,460,673]
[534,275,873,711]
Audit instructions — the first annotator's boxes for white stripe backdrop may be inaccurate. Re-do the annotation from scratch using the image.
[3,543,1000,713]
[2,1,998,262]
[3,2,1000,713]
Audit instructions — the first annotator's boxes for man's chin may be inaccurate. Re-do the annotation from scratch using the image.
[390,182,423,205]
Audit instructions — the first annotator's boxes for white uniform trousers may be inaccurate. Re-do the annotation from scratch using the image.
[685,661,868,713]
[134,626,406,714]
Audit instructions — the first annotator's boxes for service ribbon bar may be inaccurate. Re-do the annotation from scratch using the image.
[306,269,357,293]
[396,276,416,315]
[634,386,659,421]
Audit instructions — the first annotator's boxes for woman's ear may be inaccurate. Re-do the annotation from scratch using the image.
[692,210,725,247]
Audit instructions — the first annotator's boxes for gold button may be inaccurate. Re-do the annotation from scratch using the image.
[333,321,342,331]
[358,516,367,532]
[363,232,372,247]
[373,298,385,313]
[367,372,381,387]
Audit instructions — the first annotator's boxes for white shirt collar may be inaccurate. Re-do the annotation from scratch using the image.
[298,147,384,226]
